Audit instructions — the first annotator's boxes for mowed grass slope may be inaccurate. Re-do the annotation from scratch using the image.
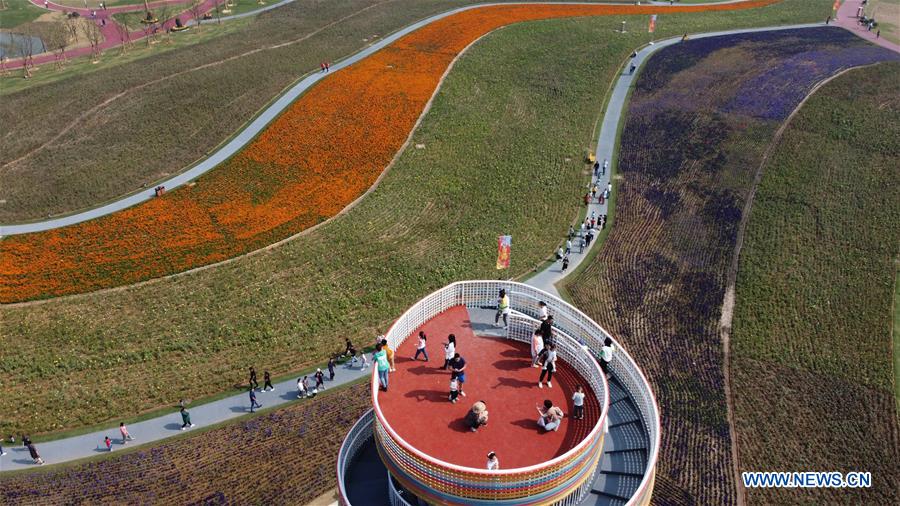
[0,4,835,438]
[0,0,827,222]
[731,63,900,504]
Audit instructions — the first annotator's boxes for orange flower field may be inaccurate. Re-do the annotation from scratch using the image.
[0,0,778,303]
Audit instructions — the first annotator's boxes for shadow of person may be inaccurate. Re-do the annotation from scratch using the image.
[448,416,474,433]
[407,365,445,376]
[493,377,535,389]
[164,423,184,431]
[509,418,538,430]
[404,389,447,403]
[492,358,528,371]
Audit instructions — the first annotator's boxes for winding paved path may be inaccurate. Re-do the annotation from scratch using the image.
[0,0,767,235]
[0,21,830,472]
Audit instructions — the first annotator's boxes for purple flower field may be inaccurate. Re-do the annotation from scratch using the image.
[570,26,897,505]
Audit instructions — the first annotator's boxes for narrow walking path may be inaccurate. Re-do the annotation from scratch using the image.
[833,0,900,52]
[0,359,370,471]
[0,0,772,235]
[0,21,859,474]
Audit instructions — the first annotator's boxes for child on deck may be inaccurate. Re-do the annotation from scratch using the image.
[572,385,585,420]
[449,374,460,403]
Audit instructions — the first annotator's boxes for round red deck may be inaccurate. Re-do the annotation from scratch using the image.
[375,306,601,469]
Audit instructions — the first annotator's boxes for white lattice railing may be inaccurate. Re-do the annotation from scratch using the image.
[370,280,659,505]
[336,409,375,506]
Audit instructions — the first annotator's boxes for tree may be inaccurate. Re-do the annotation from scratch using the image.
[115,17,132,53]
[13,27,38,78]
[189,0,204,31]
[45,20,71,68]
[82,19,103,62]
[155,4,174,44]
[64,14,80,45]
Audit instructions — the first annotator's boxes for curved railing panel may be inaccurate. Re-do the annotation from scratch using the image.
[337,409,375,506]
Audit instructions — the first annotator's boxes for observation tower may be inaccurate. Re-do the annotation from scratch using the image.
[336,281,660,505]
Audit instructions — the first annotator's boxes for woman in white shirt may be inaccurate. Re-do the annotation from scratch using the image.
[531,328,544,368]
[413,331,429,361]
[441,334,456,370]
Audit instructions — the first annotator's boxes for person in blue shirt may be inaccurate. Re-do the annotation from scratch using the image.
[374,343,390,392]
[449,353,467,397]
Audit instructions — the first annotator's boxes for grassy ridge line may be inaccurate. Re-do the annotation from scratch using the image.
[0,2,833,435]
[731,62,900,503]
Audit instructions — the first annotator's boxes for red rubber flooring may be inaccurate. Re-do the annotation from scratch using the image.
[376,306,601,469]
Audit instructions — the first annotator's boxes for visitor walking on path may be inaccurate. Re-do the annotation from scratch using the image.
[449,353,468,397]
[120,422,134,444]
[263,371,275,392]
[562,255,570,272]
[487,452,499,470]
[249,387,262,413]
[441,334,456,370]
[495,289,511,329]
[602,159,608,176]
[249,367,259,391]
[572,385,585,420]
[465,401,489,432]
[180,407,195,430]
[314,368,326,391]
[328,357,336,380]
[27,442,43,465]
[0,441,5,456]
[537,400,564,432]
[297,377,308,398]
[104,436,112,451]
[538,344,557,388]
[374,343,390,392]
[343,339,354,358]
[413,331,429,361]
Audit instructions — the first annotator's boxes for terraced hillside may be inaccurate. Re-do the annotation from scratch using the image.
[566,28,898,505]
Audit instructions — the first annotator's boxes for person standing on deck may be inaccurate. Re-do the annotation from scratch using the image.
[374,343,390,392]
[441,334,456,370]
[495,289,511,329]
[531,327,545,368]
[487,452,500,470]
[537,344,557,389]
[449,353,468,397]
[413,331,429,361]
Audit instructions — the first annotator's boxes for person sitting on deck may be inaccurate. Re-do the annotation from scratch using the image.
[465,401,489,432]
[537,399,564,432]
